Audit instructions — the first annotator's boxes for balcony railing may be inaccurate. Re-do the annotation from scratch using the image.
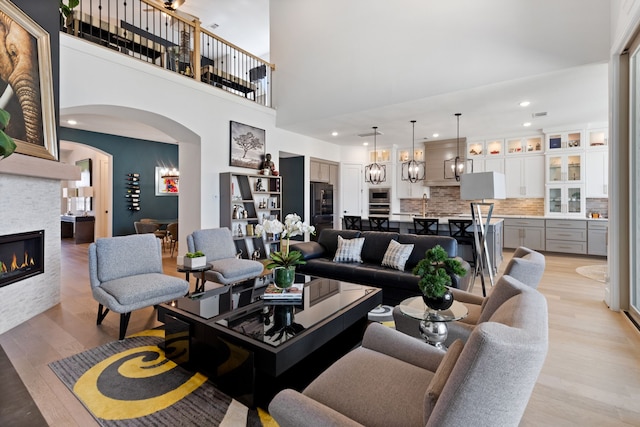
[62,0,273,107]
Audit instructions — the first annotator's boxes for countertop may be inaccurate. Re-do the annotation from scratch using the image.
[389,212,608,222]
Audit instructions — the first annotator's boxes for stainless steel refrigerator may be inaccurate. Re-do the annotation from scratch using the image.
[310,182,334,240]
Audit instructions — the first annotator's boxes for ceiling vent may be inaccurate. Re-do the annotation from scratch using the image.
[358,130,384,137]
[532,112,548,118]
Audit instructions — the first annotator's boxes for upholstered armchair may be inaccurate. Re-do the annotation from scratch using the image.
[88,234,190,340]
[270,284,548,427]
[186,227,264,294]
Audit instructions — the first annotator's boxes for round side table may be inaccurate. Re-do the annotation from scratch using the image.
[398,296,468,350]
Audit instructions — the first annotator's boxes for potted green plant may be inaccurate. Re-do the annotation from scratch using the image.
[59,0,79,29]
[0,109,16,160]
[412,245,467,310]
[183,250,206,268]
[255,213,315,289]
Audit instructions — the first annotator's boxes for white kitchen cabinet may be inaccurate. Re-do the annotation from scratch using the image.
[545,184,585,217]
[503,218,545,251]
[505,136,544,155]
[473,157,505,174]
[585,149,608,197]
[546,152,584,183]
[328,163,338,186]
[504,154,544,198]
[587,221,608,256]
[546,130,583,150]
[396,165,426,198]
[310,160,330,182]
[545,219,587,254]
[587,128,608,148]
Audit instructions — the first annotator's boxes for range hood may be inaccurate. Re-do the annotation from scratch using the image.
[424,137,468,186]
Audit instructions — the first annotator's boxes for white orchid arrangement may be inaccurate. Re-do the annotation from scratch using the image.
[255,213,316,269]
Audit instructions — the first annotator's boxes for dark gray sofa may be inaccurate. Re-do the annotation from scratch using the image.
[291,229,471,306]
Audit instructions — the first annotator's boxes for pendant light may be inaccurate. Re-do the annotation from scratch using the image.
[444,113,472,181]
[364,126,386,184]
[401,120,426,182]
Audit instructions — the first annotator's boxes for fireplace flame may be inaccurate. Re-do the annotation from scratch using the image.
[6,251,35,271]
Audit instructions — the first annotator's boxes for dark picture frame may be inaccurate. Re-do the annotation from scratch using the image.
[0,0,58,160]
[229,121,265,169]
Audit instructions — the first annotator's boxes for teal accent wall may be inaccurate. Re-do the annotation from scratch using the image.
[60,127,178,236]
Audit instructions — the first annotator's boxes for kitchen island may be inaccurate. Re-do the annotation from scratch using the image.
[365,214,504,273]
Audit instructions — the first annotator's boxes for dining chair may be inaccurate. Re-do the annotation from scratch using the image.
[166,222,179,257]
[134,221,167,252]
[413,218,439,235]
[343,215,363,231]
[368,217,390,232]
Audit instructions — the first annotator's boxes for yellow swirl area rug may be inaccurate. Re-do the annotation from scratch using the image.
[48,329,275,426]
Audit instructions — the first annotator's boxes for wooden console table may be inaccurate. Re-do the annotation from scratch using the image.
[61,215,95,244]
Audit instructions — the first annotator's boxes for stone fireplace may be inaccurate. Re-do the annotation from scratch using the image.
[0,154,79,335]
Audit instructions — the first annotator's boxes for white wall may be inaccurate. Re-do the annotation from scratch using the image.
[61,35,344,248]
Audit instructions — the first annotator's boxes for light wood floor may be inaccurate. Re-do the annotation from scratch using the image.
[1,241,639,426]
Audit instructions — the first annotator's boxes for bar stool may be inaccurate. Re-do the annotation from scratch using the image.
[343,215,363,230]
[369,217,390,231]
[413,218,439,235]
[448,219,477,267]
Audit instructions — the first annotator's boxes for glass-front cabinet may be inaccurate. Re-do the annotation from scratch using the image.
[506,136,543,155]
[546,185,585,216]
[546,130,583,150]
[588,128,608,148]
[546,153,584,182]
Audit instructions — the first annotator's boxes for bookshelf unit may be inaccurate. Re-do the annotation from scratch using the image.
[220,172,282,259]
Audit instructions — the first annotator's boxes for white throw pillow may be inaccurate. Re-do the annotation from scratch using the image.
[381,239,414,271]
[333,236,365,263]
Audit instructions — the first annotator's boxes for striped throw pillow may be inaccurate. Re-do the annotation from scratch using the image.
[333,236,365,263]
[381,239,414,271]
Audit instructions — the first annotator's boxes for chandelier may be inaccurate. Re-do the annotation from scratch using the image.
[364,126,386,184]
[444,113,472,181]
[161,167,180,180]
[401,120,425,182]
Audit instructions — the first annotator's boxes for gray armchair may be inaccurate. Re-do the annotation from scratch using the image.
[186,227,263,293]
[270,283,548,427]
[88,234,190,340]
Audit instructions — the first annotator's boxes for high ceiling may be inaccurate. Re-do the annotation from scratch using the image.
[61,0,611,148]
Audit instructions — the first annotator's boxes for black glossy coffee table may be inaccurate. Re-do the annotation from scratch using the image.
[157,274,382,407]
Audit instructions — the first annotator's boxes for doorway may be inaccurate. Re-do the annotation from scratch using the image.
[279,153,305,241]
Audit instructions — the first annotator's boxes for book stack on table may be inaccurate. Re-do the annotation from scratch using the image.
[262,282,303,303]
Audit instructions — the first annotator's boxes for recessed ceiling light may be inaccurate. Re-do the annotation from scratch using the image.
[67,119,77,125]
[432,133,439,138]
[519,101,531,107]
[523,122,532,127]
[363,142,369,146]
[331,131,338,136]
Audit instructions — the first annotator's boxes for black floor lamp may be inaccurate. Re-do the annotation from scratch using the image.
[460,171,506,296]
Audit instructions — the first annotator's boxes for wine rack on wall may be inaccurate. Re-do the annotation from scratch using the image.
[126,173,141,211]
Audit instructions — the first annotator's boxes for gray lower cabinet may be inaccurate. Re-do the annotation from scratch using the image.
[545,219,587,254]
[503,218,545,251]
[587,221,608,256]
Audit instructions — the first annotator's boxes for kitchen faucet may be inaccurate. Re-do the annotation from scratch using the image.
[422,193,429,217]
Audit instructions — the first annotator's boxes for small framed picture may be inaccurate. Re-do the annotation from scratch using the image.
[229,121,265,169]
[155,167,179,196]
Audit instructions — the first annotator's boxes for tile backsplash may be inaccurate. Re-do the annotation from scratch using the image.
[399,186,608,218]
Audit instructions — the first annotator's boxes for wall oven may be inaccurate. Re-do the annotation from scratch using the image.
[369,188,391,215]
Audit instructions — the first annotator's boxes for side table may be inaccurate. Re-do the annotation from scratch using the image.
[177,263,212,294]
[398,297,468,350]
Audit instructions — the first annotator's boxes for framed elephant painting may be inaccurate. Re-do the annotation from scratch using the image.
[0,0,57,160]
